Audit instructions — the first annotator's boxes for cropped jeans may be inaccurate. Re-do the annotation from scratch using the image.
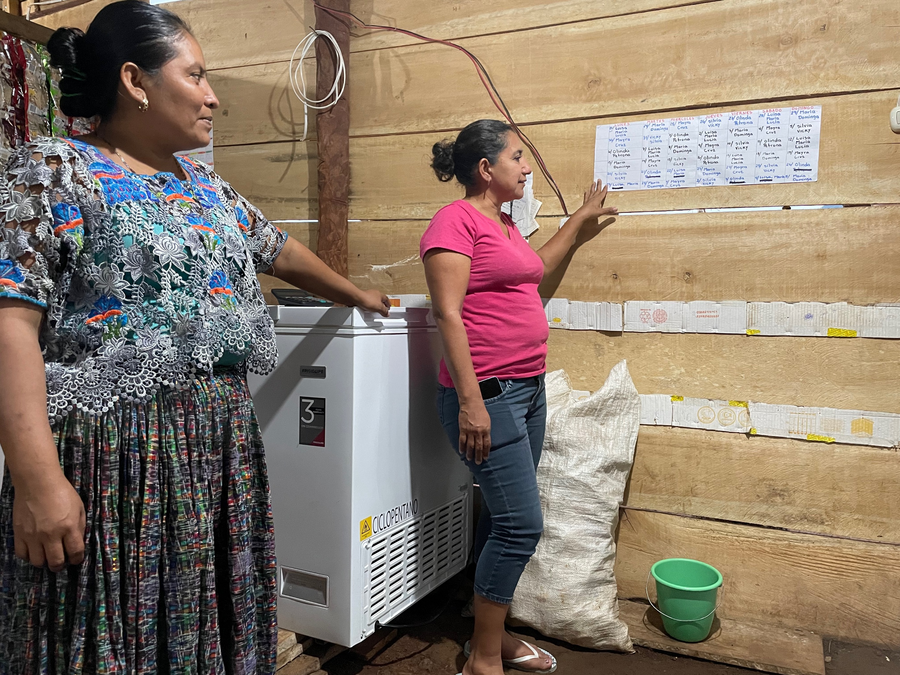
[437,375,546,604]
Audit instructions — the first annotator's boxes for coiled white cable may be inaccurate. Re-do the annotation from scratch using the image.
[289,29,347,142]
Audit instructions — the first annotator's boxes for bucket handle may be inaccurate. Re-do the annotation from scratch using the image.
[645,571,722,623]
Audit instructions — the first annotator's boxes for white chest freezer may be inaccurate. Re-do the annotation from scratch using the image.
[248,306,472,647]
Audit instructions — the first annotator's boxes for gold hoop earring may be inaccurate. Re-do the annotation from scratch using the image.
[139,96,149,112]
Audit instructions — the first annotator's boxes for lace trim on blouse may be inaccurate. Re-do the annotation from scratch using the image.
[0,137,287,419]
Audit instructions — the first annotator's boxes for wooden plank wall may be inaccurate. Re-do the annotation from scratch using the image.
[30,0,146,30]
[174,0,900,646]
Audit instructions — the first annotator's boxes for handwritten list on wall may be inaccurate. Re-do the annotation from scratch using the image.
[593,106,822,191]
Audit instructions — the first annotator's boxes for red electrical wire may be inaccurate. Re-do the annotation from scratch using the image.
[312,0,570,215]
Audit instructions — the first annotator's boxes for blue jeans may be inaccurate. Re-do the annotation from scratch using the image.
[437,375,546,604]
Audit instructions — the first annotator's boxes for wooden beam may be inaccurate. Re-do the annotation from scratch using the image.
[1,1,22,17]
[314,0,349,276]
[214,141,317,222]
[207,90,898,217]
[22,0,91,20]
[545,329,900,415]
[346,0,723,52]
[618,600,826,675]
[531,208,900,305]
[27,0,146,31]
[0,7,52,42]
[182,0,710,71]
[196,0,899,140]
[172,0,315,71]
[275,630,313,670]
[614,509,900,646]
[347,0,899,137]
[626,427,900,543]
[208,59,317,147]
[335,91,900,219]
[344,207,900,305]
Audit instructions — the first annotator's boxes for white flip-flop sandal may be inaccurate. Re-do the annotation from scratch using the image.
[463,639,558,674]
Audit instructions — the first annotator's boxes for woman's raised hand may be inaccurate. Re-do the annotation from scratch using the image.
[578,178,618,222]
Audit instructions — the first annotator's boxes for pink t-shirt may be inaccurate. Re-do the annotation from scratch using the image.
[420,200,548,388]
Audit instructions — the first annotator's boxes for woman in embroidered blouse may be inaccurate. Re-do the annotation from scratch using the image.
[0,2,389,673]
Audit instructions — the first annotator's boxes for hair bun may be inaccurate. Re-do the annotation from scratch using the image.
[47,27,87,72]
[431,140,455,182]
[47,27,99,118]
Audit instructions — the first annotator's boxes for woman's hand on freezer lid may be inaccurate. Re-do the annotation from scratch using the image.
[353,288,391,316]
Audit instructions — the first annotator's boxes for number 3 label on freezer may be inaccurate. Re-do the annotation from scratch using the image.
[299,397,326,447]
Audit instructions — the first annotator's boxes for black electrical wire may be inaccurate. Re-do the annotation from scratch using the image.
[375,584,457,630]
[312,0,570,215]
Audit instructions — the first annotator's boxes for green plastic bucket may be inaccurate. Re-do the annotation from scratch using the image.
[648,558,723,642]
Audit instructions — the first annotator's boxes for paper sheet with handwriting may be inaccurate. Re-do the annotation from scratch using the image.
[594,106,821,191]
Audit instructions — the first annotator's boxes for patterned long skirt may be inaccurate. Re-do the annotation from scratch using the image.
[0,369,278,675]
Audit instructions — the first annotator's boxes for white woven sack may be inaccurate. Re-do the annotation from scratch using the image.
[510,361,640,651]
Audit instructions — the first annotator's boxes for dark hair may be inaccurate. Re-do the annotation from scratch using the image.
[47,0,192,119]
[432,119,512,187]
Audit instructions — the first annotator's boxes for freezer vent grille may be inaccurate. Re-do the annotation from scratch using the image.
[363,495,468,626]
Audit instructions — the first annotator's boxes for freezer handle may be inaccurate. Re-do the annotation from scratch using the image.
[367,317,410,328]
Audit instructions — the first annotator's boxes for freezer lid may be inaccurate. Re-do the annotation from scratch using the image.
[268,305,434,329]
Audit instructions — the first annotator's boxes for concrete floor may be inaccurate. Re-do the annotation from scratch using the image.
[319,575,900,675]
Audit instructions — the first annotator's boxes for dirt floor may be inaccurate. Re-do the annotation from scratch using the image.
[318,574,900,675]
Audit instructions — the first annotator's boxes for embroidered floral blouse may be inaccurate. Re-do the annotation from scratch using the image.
[0,136,287,420]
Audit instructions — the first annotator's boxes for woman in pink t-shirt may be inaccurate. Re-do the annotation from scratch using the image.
[421,119,616,675]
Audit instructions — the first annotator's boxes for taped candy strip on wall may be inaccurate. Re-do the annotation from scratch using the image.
[638,394,900,449]
[389,297,900,340]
